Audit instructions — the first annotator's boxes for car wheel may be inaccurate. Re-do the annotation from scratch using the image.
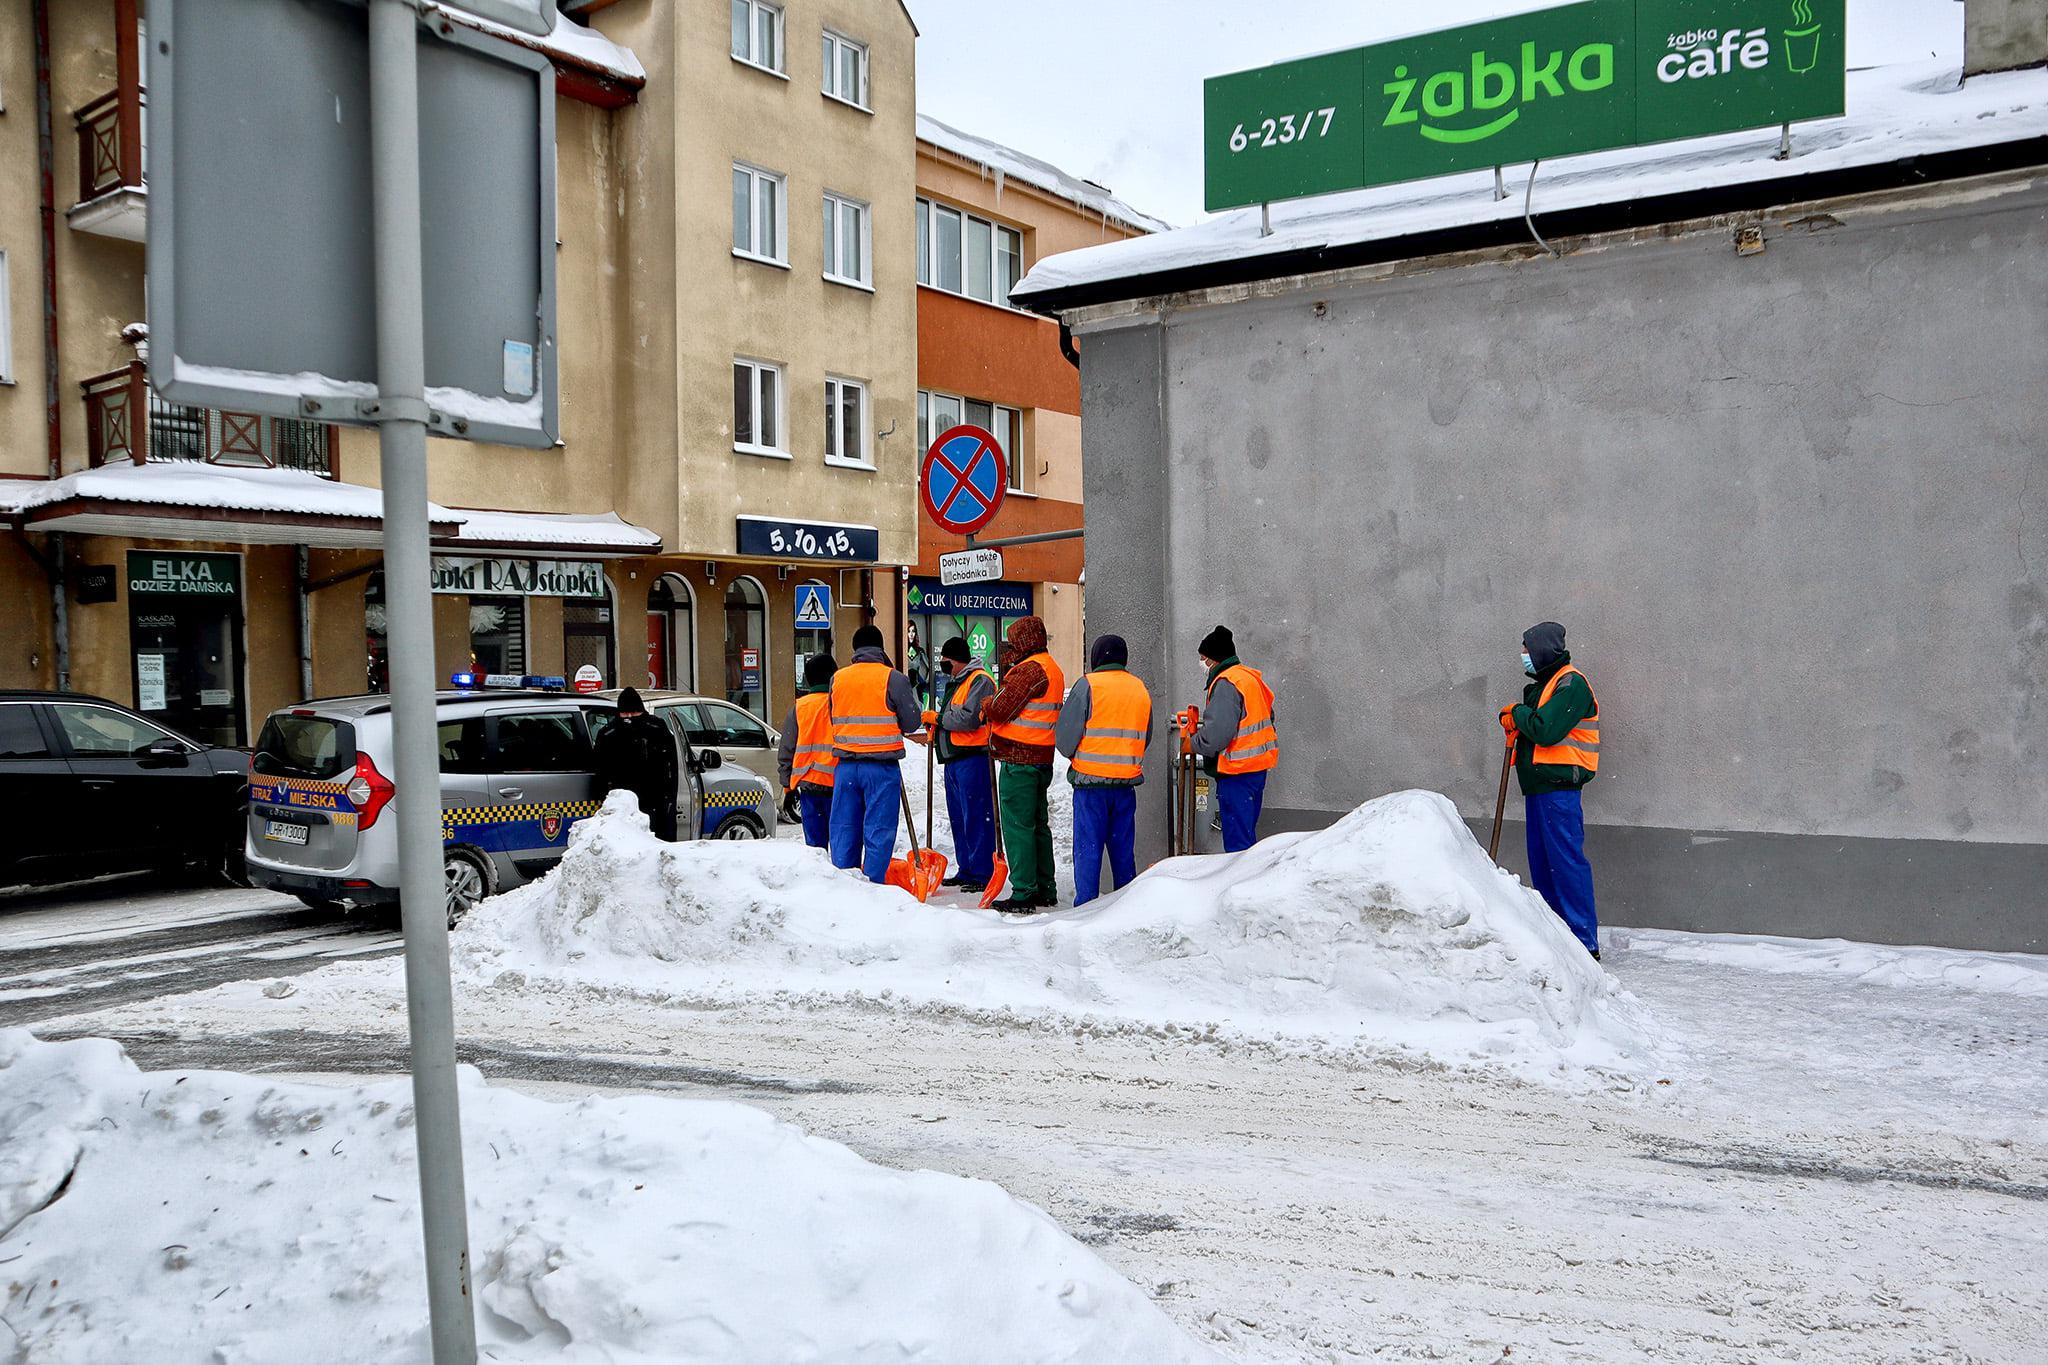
[714,813,765,841]
[217,808,251,888]
[444,850,491,927]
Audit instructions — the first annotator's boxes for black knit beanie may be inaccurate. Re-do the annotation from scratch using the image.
[803,653,838,687]
[941,636,971,664]
[1198,625,1235,660]
[852,624,884,650]
[1089,634,1128,669]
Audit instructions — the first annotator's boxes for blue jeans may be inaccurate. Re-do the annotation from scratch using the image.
[942,753,995,884]
[1526,789,1599,954]
[1217,770,1267,853]
[1072,785,1137,906]
[797,788,832,850]
[830,759,902,883]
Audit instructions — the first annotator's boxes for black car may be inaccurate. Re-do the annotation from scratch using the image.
[0,690,250,888]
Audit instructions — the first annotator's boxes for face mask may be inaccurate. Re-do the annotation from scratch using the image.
[1520,652,1534,674]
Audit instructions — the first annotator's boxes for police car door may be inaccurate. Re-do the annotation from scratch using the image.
[484,706,595,873]
[655,706,703,840]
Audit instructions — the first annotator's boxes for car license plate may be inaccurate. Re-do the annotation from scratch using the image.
[264,820,309,846]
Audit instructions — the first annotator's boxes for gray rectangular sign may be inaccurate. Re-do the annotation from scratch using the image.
[147,0,558,448]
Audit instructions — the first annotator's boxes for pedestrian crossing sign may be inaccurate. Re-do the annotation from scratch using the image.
[794,583,832,628]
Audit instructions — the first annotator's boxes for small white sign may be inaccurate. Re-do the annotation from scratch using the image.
[502,339,536,398]
[137,654,167,711]
[939,548,1005,586]
[573,663,604,694]
[199,688,233,708]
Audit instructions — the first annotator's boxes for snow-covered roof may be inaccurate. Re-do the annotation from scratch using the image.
[917,114,1171,234]
[1014,58,2048,307]
[1,461,661,556]
[448,508,662,554]
[426,2,645,84]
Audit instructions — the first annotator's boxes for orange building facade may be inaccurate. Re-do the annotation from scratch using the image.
[902,117,1161,688]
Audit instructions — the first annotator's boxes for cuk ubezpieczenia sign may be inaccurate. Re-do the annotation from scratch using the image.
[1204,0,1845,210]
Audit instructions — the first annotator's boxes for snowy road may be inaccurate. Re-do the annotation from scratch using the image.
[14,880,2047,1363]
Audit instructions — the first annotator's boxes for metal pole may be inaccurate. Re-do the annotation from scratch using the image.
[368,3,478,1361]
[1775,122,1792,161]
[964,527,1086,551]
[1259,202,1272,237]
[1493,165,1508,201]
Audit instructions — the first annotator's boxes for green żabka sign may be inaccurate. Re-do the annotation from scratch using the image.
[1203,0,1845,211]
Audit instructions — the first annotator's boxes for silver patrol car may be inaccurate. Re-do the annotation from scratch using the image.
[244,689,778,922]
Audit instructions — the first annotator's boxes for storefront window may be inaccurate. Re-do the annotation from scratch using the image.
[365,572,388,692]
[127,550,246,746]
[469,596,527,676]
[563,585,616,689]
[647,575,696,691]
[723,576,767,720]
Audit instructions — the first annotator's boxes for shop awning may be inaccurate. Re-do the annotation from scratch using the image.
[1,461,660,556]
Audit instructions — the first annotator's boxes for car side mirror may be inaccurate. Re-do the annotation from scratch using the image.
[693,748,722,772]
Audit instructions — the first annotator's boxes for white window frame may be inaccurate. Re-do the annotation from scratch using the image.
[917,390,1024,493]
[820,30,869,110]
[730,0,786,77]
[733,357,788,459]
[731,162,788,268]
[821,192,872,290]
[915,197,1025,309]
[824,377,870,469]
[0,251,12,384]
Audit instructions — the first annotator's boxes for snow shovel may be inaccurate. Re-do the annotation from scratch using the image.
[979,758,1009,907]
[1487,736,1515,864]
[887,778,946,902]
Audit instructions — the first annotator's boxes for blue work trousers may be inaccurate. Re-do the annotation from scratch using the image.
[1526,788,1599,954]
[797,788,832,850]
[942,753,995,884]
[830,759,903,884]
[1072,784,1137,906]
[1216,770,1268,853]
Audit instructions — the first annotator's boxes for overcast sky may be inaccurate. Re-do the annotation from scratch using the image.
[911,0,1965,227]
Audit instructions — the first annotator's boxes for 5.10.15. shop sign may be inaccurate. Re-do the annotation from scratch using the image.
[1204,0,1843,211]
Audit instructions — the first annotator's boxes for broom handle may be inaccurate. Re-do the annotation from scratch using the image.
[1488,737,1514,863]
[989,755,1005,860]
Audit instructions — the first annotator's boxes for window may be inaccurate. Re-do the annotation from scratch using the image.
[918,391,1023,490]
[821,193,870,287]
[0,705,49,759]
[916,198,1024,306]
[469,597,527,676]
[491,712,591,774]
[563,586,615,690]
[0,251,12,384]
[703,701,773,749]
[732,163,786,264]
[437,717,487,774]
[730,0,783,73]
[254,714,353,779]
[732,358,784,455]
[723,578,768,721]
[821,31,868,107]
[824,378,867,466]
[52,704,179,757]
[648,575,696,691]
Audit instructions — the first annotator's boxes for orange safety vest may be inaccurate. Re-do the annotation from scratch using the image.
[944,667,993,749]
[1070,670,1152,781]
[1530,665,1599,776]
[1210,663,1278,775]
[992,651,1065,746]
[789,692,837,789]
[830,661,905,758]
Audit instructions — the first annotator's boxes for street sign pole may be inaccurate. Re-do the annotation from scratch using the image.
[368,3,478,1360]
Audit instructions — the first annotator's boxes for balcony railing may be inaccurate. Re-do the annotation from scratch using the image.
[82,361,337,479]
[74,86,144,204]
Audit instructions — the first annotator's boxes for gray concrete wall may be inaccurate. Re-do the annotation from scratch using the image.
[1966,0,2048,76]
[1074,180,2048,952]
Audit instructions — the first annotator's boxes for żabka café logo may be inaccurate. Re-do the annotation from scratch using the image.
[1378,1,1825,147]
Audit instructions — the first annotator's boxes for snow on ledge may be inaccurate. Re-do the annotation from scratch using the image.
[424,1,645,82]
[0,459,461,525]
[447,508,662,552]
[1015,59,2048,304]
[918,113,1171,233]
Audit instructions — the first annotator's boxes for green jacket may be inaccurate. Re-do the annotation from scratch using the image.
[1509,653,1597,796]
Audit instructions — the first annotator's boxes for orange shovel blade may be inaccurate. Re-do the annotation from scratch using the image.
[910,849,947,901]
[884,859,916,895]
[978,855,1009,908]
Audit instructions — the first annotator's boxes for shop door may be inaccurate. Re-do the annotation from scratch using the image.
[563,591,616,690]
[127,551,246,746]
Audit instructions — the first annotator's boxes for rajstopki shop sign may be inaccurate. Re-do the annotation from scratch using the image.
[1203,0,1844,211]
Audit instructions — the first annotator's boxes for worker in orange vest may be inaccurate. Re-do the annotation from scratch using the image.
[776,653,838,849]
[1055,634,1153,906]
[1499,620,1601,957]
[828,624,926,882]
[1189,625,1278,853]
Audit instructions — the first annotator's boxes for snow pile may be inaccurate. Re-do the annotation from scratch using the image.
[0,1031,1213,1364]
[459,790,1656,1082]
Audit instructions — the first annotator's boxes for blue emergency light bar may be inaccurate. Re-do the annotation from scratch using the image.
[447,673,564,691]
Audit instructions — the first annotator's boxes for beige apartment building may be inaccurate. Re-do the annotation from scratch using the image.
[0,0,918,746]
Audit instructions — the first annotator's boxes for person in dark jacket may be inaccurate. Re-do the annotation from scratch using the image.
[828,624,927,882]
[1056,634,1153,906]
[981,615,1063,911]
[593,687,680,840]
[777,653,839,849]
[1500,620,1602,958]
[932,637,997,892]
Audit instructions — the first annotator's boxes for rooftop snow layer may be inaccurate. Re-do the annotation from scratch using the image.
[0,460,458,524]
[425,1,645,82]
[447,508,662,551]
[454,788,1660,1085]
[918,113,1171,233]
[1014,59,2048,305]
[0,1031,1214,1363]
